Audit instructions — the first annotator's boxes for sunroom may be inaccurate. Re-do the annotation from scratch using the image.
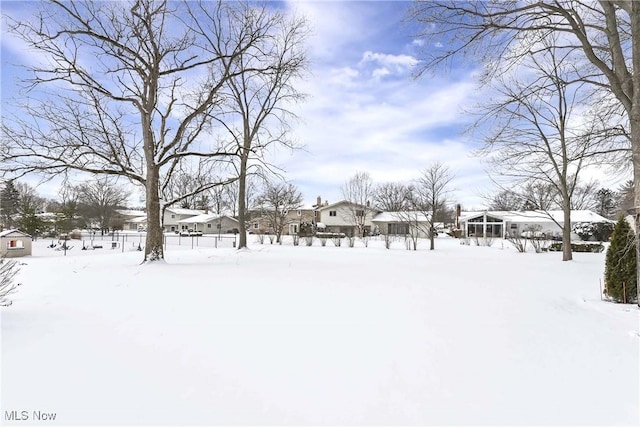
[461,213,506,238]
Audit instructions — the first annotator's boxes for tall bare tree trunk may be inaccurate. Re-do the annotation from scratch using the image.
[237,151,249,249]
[144,165,164,262]
[430,207,436,251]
[142,101,163,261]
[562,200,573,261]
[632,2,640,306]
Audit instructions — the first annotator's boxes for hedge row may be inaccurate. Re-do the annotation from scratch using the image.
[548,242,604,253]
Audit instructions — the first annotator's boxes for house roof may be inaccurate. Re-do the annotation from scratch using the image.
[372,211,431,223]
[459,210,614,223]
[178,214,239,224]
[317,200,380,212]
[115,209,146,217]
[0,229,32,238]
[166,207,206,216]
[129,216,147,224]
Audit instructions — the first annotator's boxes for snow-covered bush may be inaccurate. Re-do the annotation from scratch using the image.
[304,236,313,246]
[383,234,394,249]
[473,235,494,247]
[530,237,549,254]
[572,221,615,242]
[548,242,604,253]
[0,258,21,307]
[507,235,527,253]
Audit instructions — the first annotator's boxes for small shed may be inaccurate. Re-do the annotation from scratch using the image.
[0,229,33,258]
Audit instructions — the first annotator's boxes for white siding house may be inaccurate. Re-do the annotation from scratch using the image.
[178,214,240,235]
[113,209,146,231]
[371,211,432,238]
[458,210,614,239]
[163,208,205,233]
[316,200,379,236]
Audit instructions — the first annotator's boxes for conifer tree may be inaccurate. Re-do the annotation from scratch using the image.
[605,217,637,303]
[0,180,20,228]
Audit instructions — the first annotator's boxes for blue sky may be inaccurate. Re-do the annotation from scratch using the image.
[273,0,492,208]
[4,1,624,211]
[1,0,496,210]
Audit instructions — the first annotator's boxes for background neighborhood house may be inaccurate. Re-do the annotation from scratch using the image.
[249,207,317,235]
[316,200,380,236]
[371,211,433,238]
[162,208,205,233]
[113,209,147,231]
[458,210,614,239]
[0,229,32,258]
[178,214,240,235]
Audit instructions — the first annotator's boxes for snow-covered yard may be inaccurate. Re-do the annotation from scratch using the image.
[2,236,638,425]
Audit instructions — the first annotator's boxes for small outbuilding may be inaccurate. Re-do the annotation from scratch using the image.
[0,229,33,258]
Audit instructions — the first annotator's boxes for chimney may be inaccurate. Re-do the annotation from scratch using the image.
[316,196,321,207]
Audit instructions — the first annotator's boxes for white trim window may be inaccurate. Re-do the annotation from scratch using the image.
[6,239,24,250]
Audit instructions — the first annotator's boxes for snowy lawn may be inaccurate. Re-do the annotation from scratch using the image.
[2,236,638,425]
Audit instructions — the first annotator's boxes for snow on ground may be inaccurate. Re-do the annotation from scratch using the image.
[1,235,638,426]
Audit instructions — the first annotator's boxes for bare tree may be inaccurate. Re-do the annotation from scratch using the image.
[570,180,599,211]
[257,180,303,244]
[76,177,129,234]
[56,183,80,233]
[410,162,454,251]
[617,180,634,217]
[0,258,21,307]
[14,182,45,216]
[373,182,412,211]
[341,171,378,238]
[224,174,261,228]
[1,1,291,262]
[488,189,524,211]
[213,7,309,249]
[474,40,620,260]
[594,188,617,219]
[409,0,639,299]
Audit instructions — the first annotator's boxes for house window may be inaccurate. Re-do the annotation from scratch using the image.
[207,224,212,228]
[254,223,259,229]
[388,224,409,235]
[297,210,301,216]
[171,214,175,219]
[216,224,221,229]
[356,210,364,217]
[329,211,337,217]
[6,239,24,249]
[314,211,317,217]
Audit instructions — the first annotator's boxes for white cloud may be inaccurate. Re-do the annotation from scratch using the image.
[359,51,419,72]
[273,2,491,208]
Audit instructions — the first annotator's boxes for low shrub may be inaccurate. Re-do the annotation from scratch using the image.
[548,242,604,253]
